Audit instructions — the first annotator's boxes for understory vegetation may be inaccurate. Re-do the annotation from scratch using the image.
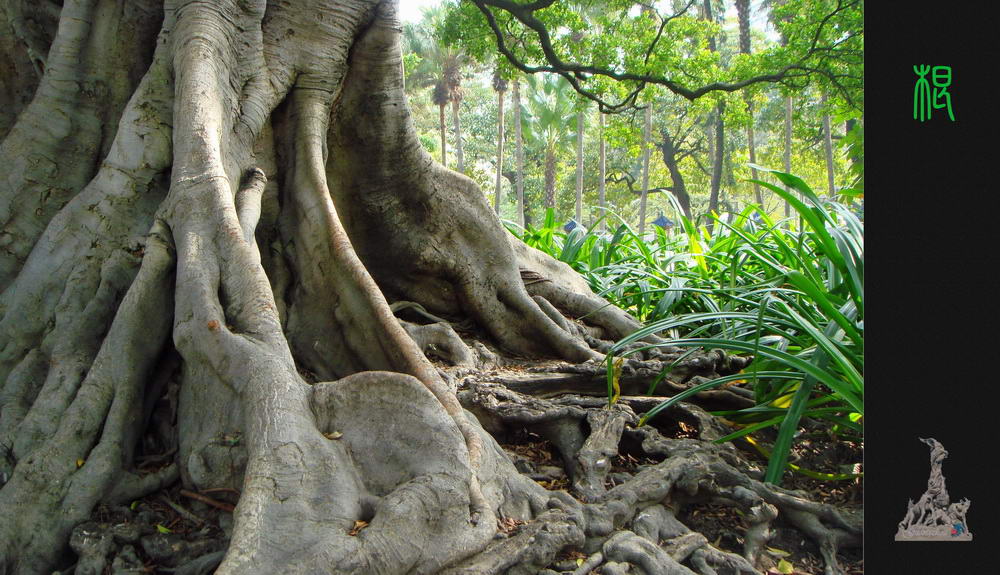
[510,168,864,486]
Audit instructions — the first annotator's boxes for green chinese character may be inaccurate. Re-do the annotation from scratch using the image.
[913,65,932,122]
[914,65,955,122]
[931,66,955,121]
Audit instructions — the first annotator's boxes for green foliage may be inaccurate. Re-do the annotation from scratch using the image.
[441,0,862,113]
[511,170,863,486]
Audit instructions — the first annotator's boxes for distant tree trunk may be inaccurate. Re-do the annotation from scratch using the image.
[598,112,606,232]
[708,104,724,220]
[514,78,525,226]
[822,95,836,198]
[439,103,447,166]
[575,111,584,224]
[639,104,651,236]
[783,95,793,217]
[658,132,692,218]
[544,146,556,211]
[452,98,464,174]
[493,88,506,213]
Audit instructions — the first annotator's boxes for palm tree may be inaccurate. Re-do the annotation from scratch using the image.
[522,74,577,216]
[401,7,466,170]
[492,70,508,214]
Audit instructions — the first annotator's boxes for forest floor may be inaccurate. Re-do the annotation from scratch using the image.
[69,344,863,575]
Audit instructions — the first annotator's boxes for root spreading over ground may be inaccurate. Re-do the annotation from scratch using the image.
[0,0,861,573]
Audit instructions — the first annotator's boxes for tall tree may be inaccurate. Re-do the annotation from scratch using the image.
[402,8,466,168]
[735,0,764,206]
[703,0,724,222]
[523,74,576,215]
[639,104,652,236]
[513,76,526,226]
[822,94,837,197]
[492,70,507,213]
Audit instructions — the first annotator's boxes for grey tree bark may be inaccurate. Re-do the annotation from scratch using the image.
[0,1,861,573]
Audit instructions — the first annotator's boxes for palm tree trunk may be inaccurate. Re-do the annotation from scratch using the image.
[639,104,651,236]
[514,78,525,227]
[575,111,583,224]
[598,112,606,232]
[439,103,447,166]
[822,95,836,198]
[452,98,464,174]
[748,119,762,206]
[493,89,505,214]
[544,147,556,211]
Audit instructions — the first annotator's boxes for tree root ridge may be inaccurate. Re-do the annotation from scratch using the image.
[457,382,861,575]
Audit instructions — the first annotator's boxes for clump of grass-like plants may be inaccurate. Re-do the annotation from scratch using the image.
[507,168,863,486]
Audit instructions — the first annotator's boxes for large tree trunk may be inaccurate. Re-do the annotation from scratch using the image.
[0,1,861,573]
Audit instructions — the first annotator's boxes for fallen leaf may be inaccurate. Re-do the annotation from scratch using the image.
[777,558,794,574]
[348,520,368,536]
[766,546,791,557]
[76,459,85,468]
[323,431,343,440]
[156,524,171,534]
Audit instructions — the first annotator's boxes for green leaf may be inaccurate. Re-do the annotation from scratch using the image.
[156,524,171,534]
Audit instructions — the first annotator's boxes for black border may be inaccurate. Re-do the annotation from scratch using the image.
[866,0,997,570]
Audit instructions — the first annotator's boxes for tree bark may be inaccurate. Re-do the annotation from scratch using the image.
[544,146,556,211]
[659,132,692,219]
